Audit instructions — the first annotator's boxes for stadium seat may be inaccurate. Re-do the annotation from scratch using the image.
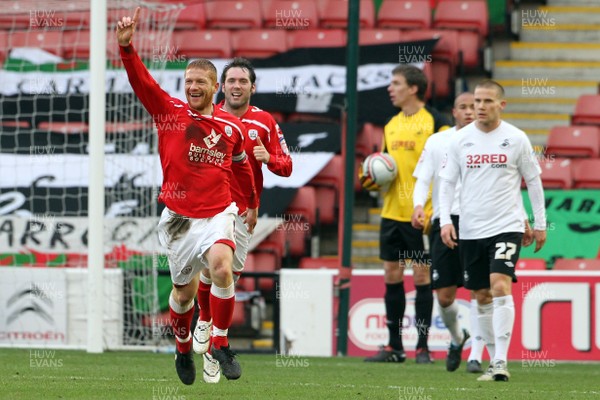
[237,253,256,291]
[285,186,317,226]
[546,126,600,158]
[404,29,460,68]
[251,239,284,291]
[284,186,317,257]
[283,222,311,257]
[356,123,383,157]
[572,159,600,188]
[432,1,488,69]
[263,0,320,29]
[572,95,600,126]
[377,0,432,30]
[173,30,232,59]
[0,31,8,65]
[432,1,489,38]
[308,154,342,224]
[63,30,91,59]
[299,257,339,269]
[9,30,65,58]
[358,29,402,45]
[539,158,573,189]
[37,121,89,134]
[288,29,346,49]
[0,14,30,30]
[174,3,205,30]
[231,29,288,58]
[455,30,480,69]
[62,11,90,29]
[318,0,375,28]
[401,30,455,99]
[516,259,547,271]
[553,258,600,271]
[204,1,262,29]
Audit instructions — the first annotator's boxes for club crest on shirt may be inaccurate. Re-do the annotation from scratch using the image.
[225,125,233,137]
[248,129,258,140]
[500,139,510,148]
[204,129,222,149]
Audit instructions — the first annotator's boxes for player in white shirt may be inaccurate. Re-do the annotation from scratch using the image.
[438,80,547,382]
[411,92,480,373]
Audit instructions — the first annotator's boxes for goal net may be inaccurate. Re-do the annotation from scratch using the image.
[0,0,184,350]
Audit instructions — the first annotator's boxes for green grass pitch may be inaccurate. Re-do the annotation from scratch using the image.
[1,349,598,399]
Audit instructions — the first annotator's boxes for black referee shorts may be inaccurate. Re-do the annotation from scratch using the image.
[430,215,463,289]
[379,217,429,264]
[460,232,523,290]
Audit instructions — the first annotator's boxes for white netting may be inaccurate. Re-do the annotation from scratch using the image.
[0,0,184,349]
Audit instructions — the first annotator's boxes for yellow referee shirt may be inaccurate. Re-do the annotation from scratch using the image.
[381,105,450,222]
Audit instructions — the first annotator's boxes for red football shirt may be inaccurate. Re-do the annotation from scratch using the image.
[218,102,293,213]
[120,45,257,218]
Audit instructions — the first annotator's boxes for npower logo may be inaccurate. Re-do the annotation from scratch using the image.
[522,283,599,351]
[348,295,471,351]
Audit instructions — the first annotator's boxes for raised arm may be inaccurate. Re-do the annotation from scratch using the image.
[116,7,173,117]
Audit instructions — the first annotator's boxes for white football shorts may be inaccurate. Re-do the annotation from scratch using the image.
[233,213,252,279]
[157,203,238,286]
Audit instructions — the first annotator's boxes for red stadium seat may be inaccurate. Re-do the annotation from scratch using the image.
[546,125,600,158]
[404,29,460,68]
[572,95,600,126]
[237,253,256,291]
[251,240,284,291]
[553,259,600,271]
[283,223,311,257]
[0,31,8,65]
[63,30,90,60]
[377,0,432,30]
[299,257,339,269]
[38,122,89,134]
[516,259,547,271]
[174,3,205,30]
[356,123,383,157]
[288,29,346,49]
[432,1,488,69]
[358,29,402,45]
[0,9,31,30]
[204,1,262,29]
[572,159,600,188]
[62,11,90,29]
[308,155,342,224]
[285,186,317,226]
[539,158,573,189]
[284,186,317,257]
[9,31,65,58]
[318,0,375,28]
[231,29,288,58]
[433,0,489,37]
[264,0,319,29]
[173,30,232,59]
[455,30,480,69]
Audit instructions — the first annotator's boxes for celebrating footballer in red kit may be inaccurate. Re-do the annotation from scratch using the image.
[194,57,293,383]
[117,7,257,385]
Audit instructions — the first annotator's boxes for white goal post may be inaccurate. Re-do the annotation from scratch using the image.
[0,0,184,351]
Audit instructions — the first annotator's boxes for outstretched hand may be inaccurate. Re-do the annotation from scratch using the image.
[116,7,140,47]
